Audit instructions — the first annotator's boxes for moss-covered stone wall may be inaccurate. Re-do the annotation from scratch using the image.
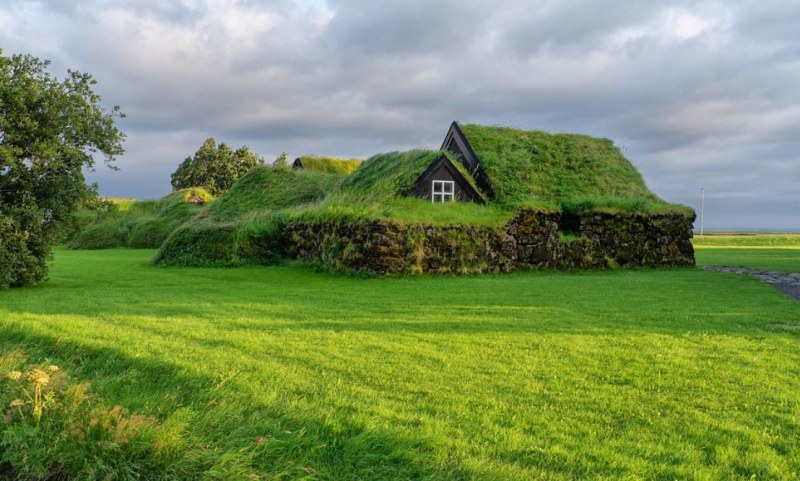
[283,209,695,275]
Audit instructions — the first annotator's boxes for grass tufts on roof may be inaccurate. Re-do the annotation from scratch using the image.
[338,150,443,199]
[296,155,363,175]
[457,124,676,212]
[291,150,517,225]
[205,166,343,222]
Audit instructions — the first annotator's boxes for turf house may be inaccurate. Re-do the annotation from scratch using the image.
[144,122,697,274]
[405,152,485,204]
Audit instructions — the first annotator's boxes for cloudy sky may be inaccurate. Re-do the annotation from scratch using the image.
[2,0,798,230]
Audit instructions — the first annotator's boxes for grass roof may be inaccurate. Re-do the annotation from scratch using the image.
[338,150,484,199]
[296,155,363,175]
[457,123,672,210]
[338,150,442,198]
[205,166,343,222]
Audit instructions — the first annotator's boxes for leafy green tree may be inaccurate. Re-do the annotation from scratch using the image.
[0,51,125,289]
[273,151,288,168]
[170,138,263,195]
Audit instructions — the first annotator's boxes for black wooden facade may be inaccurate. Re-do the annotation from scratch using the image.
[292,158,304,169]
[440,121,494,197]
[406,155,484,204]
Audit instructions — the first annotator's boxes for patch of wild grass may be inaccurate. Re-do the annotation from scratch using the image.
[1,248,799,479]
[0,351,214,480]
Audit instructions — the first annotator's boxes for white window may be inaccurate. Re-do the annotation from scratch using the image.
[432,180,455,203]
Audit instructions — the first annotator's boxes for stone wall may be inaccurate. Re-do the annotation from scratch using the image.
[283,209,695,275]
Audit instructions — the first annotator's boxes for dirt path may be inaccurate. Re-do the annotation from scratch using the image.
[703,266,800,302]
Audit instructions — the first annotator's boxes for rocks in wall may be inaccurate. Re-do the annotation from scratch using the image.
[282,209,695,275]
[507,209,561,268]
[573,212,695,268]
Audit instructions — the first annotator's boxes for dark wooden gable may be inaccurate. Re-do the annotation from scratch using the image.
[440,122,480,172]
[406,154,485,204]
[292,158,304,169]
[440,121,494,197]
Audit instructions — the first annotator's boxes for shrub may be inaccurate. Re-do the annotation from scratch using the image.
[0,212,49,289]
[0,351,207,480]
[171,138,263,196]
[0,51,125,289]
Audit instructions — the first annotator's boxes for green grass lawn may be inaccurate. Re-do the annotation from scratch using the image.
[2,248,800,479]
[695,247,800,272]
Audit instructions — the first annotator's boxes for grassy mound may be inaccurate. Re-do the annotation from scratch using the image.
[204,166,342,222]
[68,188,213,249]
[458,124,688,214]
[154,167,342,266]
[295,155,363,174]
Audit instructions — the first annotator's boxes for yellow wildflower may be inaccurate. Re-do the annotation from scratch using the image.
[6,371,22,381]
[47,365,59,373]
[27,369,50,386]
[9,399,25,408]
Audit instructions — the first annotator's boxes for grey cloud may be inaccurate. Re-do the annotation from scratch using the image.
[1,0,798,229]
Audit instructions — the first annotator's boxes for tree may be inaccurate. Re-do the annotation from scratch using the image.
[170,138,263,195]
[273,151,288,168]
[0,51,125,289]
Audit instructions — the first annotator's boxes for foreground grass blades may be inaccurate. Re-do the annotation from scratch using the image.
[1,247,799,479]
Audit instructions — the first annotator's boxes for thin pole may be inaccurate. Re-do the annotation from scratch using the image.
[700,188,705,236]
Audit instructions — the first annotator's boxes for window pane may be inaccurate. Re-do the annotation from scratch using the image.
[433,194,443,203]
[433,182,442,193]
[443,182,453,193]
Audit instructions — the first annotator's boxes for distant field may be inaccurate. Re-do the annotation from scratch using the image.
[695,247,800,272]
[1,248,799,479]
[693,234,800,272]
[693,233,800,247]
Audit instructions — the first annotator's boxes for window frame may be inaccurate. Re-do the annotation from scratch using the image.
[431,180,455,203]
